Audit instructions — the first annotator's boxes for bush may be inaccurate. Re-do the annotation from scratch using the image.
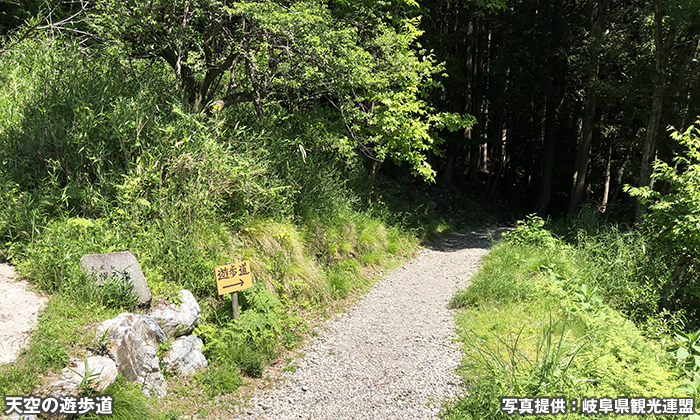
[196,364,243,397]
[197,283,289,377]
[626,121,700,329]
[447,231,683,419]
[502,214,557,247]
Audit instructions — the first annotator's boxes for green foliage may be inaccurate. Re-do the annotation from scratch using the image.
[670,328,700,396]
[462,315,584,397]
[447,226,682,419]
[441,377,504,420]
[571,226,664,328]
[79,376,156,420]
[197,283,287,378]
[195,363,243,397]
[625,121,700,326]
[572,284,606,316]
[450,242,569,309]
[99,272,139,311]
[87,0,471,180]
[68,356,102,396]
[157,340,173,364]
[244,219,328,303]
[327,266,353,298]
[626,122,700,254]
[502,215,557,247]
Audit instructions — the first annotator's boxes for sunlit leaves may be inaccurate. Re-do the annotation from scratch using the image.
[88,0,473,180]
[626,121,700,257]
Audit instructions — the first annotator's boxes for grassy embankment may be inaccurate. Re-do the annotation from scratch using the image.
[444,214,699,420]
[0,37,485,419]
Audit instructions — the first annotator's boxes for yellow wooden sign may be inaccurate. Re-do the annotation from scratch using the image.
[215,261,253,295]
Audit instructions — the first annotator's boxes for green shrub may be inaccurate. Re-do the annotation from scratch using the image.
[448,228,683,420]
[573,226,674,333]
[79,376,156,420]
[502,214,557,247]
[328,267,353,298]
[196,364,243,397]
[626,121,700,329]
[197,283,289,377]
[450,242,570,308]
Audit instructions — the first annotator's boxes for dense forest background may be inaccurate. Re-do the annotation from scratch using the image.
[420,0,700,220]
[2,0,698,218]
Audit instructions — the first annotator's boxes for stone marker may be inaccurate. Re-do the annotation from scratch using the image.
[80,251,151,305]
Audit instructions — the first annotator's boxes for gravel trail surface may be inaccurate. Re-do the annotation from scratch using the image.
[0,263,48,365]
[237,227,503,420]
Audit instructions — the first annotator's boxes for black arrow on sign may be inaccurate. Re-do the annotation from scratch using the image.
[223,279,245,289]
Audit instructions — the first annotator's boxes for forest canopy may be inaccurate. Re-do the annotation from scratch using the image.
[86,0,473,181]
[3,0,697,217]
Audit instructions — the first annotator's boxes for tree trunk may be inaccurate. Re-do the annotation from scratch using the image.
[468,16,485,185]
[608,149,632,210]
[367,159,381,200]
[535,88,559,216]
[569,0,607,216]
[636,0,667,220]
[599,141,613,213]
[441,139,458,185]
[568,86,596,215]
[441,12,472,185]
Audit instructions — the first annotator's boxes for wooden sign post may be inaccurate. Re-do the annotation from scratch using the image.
[215,261,253,320]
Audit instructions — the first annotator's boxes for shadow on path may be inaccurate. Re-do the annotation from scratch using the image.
[424,226,509,253]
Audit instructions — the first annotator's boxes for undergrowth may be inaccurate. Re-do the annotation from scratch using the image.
[445,215,691,420]
[0,35,437,418]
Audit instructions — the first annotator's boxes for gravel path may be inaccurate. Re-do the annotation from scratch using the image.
[0,263,48,365]
[236,227,504,420]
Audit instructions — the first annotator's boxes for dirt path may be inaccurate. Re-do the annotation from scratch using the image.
[0,263,48,365]
[236,228,503,420]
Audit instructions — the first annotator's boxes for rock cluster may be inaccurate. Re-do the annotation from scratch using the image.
[97,289,208,398]
[43,288,207,399]
[97,312,168,398]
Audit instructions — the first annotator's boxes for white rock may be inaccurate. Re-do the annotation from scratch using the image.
[97,313,167,398]
[5,415,38,420]
[162,335,208,376]
[150,290,201,338]
[56,355,118,393]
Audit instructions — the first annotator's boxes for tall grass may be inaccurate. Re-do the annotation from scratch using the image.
[445,216,682,420]
[0,35,422,418]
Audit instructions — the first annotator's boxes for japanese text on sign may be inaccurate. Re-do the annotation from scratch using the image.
[215,260,253,295]
[500,396,695,416]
